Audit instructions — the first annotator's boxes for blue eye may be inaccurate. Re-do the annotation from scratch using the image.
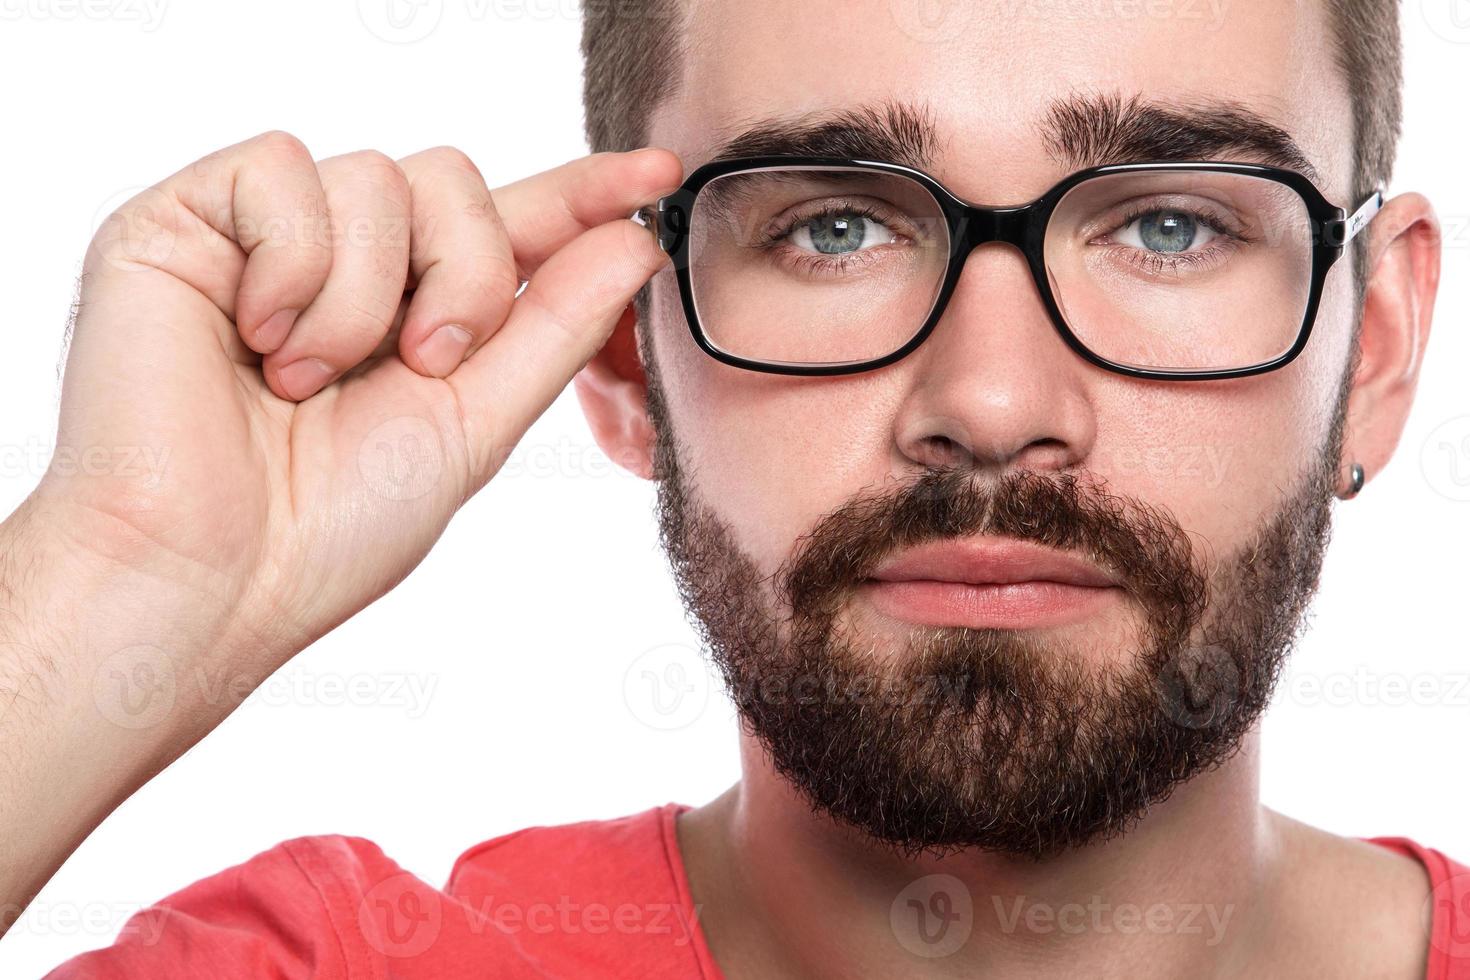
[791,212,898,255]
[1116,210,1220,254]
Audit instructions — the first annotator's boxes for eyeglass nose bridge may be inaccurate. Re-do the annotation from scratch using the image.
[950,202,1039,259]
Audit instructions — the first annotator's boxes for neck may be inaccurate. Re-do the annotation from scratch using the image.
[680,729,1281,979]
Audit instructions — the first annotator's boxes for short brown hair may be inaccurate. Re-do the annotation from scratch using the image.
[581,1,1402,197]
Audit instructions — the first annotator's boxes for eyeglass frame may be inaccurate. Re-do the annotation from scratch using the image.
[634,155,1384,382]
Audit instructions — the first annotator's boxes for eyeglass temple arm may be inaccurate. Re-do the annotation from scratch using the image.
[1331,184,1385,247]
[633,202,685,254]
[632,205,659,239]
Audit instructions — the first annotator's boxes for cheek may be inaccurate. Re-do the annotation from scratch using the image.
[1090,298,1351,557]
[650,276,903,576]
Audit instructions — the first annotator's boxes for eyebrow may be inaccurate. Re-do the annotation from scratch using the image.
[704,91,1322,187]
[710,99,942,172]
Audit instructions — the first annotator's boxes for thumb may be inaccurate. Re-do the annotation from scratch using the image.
[445,215,668,489]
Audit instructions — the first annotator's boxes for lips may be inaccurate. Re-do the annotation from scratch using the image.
[867,538,1119,589]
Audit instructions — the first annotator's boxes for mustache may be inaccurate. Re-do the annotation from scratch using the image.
[777,467,1208,633]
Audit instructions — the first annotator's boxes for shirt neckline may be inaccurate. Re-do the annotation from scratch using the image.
[657,803,1450,980]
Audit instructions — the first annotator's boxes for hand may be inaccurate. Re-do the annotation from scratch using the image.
[32,130,680,694]
[0,132,680,924]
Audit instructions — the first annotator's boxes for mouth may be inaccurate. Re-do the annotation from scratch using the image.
[860,537,1124,630]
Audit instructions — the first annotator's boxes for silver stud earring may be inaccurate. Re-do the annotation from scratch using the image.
[1342,461,1366,499]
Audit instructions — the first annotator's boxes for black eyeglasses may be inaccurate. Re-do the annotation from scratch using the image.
[635,156,1382,381]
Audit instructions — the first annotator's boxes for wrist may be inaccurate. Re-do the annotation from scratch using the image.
[0,491,259,752]
[0,495,223,917]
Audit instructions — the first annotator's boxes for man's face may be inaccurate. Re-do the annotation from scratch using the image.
[639,0,1360,855]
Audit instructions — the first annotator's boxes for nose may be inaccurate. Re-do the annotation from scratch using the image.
[892,242,1097,474]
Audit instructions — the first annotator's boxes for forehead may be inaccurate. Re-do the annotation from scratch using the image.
[650,0,1353,201]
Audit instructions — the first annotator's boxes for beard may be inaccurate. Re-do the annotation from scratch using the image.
[644,354,1346,861]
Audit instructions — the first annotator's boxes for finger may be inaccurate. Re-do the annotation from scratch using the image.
[94,130,334,354]
[448,216,667,488]
[262,150,413,401]
[488,147,681,279]
[394,146,519,379]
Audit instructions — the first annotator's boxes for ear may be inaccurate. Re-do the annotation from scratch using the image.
[1337,192,1442,497]
[574,302,657,480]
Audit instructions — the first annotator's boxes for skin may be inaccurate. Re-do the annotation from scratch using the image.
[572,0,1443,976]
[0,0,1440,976]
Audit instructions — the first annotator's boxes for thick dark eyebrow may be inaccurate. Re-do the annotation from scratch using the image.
[706,99,941,171]
[703,91,1321,186]
[1042,91,1322,185]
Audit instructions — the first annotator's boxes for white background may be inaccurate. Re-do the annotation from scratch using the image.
[0,0,1465,973]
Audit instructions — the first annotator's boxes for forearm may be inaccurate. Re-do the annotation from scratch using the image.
[0,496,235,933]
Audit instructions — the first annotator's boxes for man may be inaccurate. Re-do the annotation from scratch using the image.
[3,0,1460,975]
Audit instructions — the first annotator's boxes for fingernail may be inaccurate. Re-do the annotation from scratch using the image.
[277,357,336,400]
[255,308,300,353]
[416,323,473,378]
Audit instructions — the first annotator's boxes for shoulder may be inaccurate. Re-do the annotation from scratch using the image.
[446,802,685,900]
[446,811,676,887]
[1364,834,1470,977]
[47,806,713,980]
[44,833,414,978]
[1273,814,1470,979]
[439,802,714,976]
[136,832,405,930]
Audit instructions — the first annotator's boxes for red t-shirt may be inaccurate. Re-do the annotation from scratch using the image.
[43,804,1470,978]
